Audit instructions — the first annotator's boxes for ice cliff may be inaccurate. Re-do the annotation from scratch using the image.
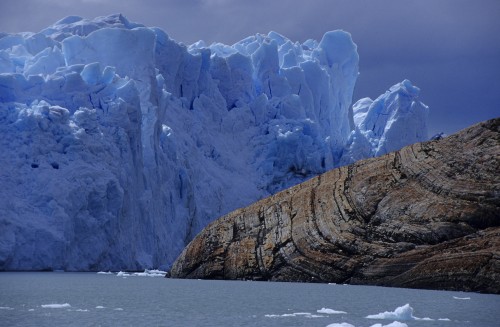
[0,14,428,271]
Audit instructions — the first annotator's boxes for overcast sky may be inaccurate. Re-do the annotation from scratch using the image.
[1,0,499,135]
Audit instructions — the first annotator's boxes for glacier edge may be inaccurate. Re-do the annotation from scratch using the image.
[0,14,428,271]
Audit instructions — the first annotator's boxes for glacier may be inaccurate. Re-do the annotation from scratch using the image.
[0,14,428,271]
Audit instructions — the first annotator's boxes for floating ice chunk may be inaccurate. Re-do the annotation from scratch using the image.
[438,318,451,321]
[325,323,354,327]
[114,308,124,311]
[75,309,89,312]
[366,304,415,320]
[453,296,471,300]
[95,306,105,309]
[265,312,324,318]
[317,308,347,314]
[369,322,408,327]
[131,269,167,277]
[97,271,113,275]
[366,304,433,321]
[0,306,14,310]
[41,303,71,309]
[116,271,130,277]
[28,309,35,312]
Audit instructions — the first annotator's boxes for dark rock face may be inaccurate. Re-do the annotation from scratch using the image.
[171,119,500,293]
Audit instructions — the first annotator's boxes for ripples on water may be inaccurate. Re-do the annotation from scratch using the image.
[0,272,499,326]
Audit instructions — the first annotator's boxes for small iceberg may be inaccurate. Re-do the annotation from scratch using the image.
[41,303,71,309]
[366,304,433,321]
[326,323,355,327]
[97,271,113,275]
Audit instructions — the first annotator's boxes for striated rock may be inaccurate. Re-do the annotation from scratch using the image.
[171,119,500,293]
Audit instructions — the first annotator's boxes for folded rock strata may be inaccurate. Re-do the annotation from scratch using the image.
[171,118,500,293]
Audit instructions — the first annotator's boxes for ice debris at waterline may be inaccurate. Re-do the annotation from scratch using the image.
[113,269,166,277]
[0,14,429,271]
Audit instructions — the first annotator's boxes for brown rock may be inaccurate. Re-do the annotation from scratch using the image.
[171,119,500,293]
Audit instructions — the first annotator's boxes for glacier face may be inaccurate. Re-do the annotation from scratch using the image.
[0,14,428,271]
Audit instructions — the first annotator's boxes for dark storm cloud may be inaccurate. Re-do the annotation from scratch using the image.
[1,0,499,135]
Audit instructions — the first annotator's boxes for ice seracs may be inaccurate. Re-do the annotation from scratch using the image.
[340,79,429,165]
[0,14,428,271]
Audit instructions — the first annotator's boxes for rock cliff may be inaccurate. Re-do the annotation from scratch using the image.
[171,118,500,293]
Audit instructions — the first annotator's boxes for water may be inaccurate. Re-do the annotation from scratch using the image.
[0,272,499,327]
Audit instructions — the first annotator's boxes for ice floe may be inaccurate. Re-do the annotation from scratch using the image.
[265,312,325,318]
[95,306,105,309]
[453,296,471,300]
[97,271,113,275]
[115,269,166,277]
[318,308,347,314]
[0,306,14,310]
[41,303,71,309]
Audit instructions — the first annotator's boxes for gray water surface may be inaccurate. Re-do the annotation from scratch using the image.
[0,272,499,326]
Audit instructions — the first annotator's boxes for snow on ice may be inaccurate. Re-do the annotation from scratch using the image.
[0,14,429,271]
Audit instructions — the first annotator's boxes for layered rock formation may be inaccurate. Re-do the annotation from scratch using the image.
[171,118,500,293]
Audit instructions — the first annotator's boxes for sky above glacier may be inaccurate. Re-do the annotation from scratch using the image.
[1,0,499,135]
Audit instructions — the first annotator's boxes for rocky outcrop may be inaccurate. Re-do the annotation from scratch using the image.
[171,119,500,293]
